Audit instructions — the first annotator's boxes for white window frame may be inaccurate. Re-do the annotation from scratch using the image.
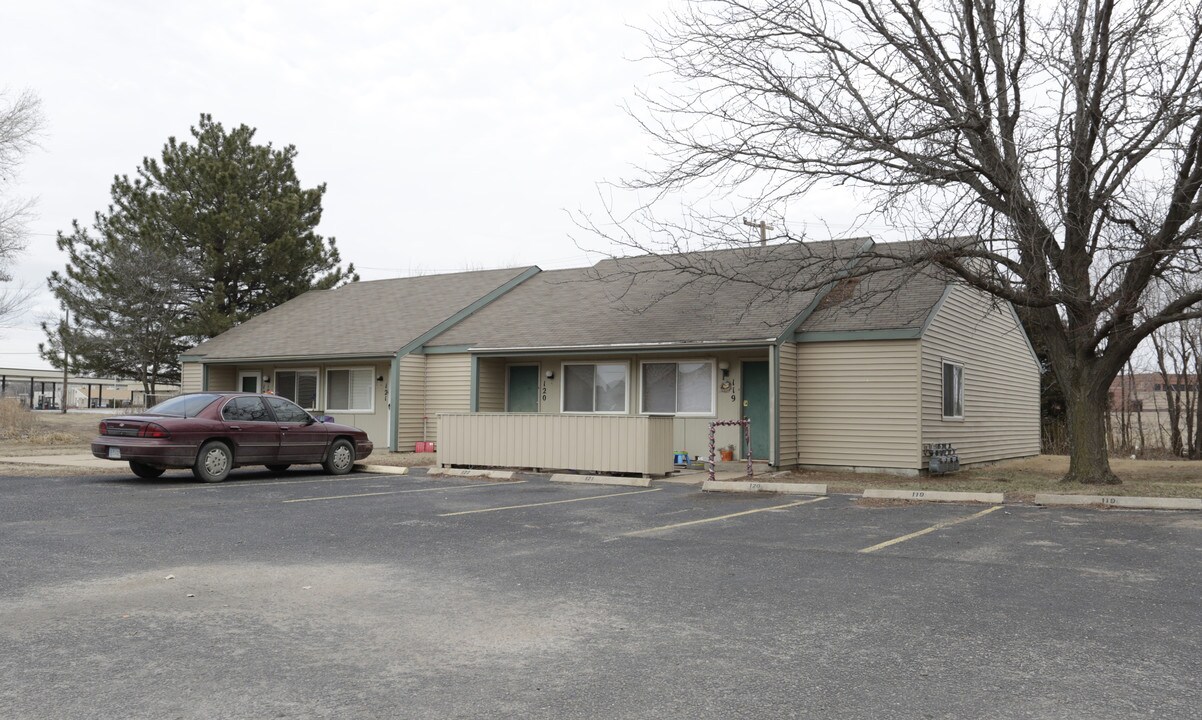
[274,368,320,411]
[237,371,261,393]
[560,361,630,415]
[638,359,716,417]
[942,360,965,420]
[325,366,375,413]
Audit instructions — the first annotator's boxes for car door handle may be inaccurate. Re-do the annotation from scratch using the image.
[228,425,242,431]
[280,427,289,433]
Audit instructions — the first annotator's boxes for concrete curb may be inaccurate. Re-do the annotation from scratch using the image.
[703,480,827,495]
[1034,493,1202,511]
[353,463,410,475]
[863,488,1004,504]
[427,468,516,481]
[550,474,652,488]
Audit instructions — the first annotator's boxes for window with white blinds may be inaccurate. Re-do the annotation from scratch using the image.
[326,368,374,412]
[276,370,318,410]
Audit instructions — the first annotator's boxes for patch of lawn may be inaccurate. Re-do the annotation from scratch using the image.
[781,455,1202,501]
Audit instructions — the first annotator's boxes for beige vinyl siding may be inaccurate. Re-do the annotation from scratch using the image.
[476,358,506,412]
[777,343,799,466]
[205,365,237,392]
[920,286,1040,465]
[181,362,203,394]
[396,354,427,448]
[795,340,922,470]
[438,413,675,475]
[424,353,472,443]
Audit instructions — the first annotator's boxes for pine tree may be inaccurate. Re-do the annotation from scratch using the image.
[43,114,355,392]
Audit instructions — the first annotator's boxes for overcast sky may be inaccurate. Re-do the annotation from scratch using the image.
[1,0,882,368]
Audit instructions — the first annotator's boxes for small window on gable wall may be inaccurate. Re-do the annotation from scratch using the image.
[942,361,964,419]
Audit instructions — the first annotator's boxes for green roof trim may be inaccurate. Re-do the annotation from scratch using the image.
[419,344,474,355]
[1006,302,1041,367]
[918,285,955,335]
[793,328,923,343]
[398,266,542,358]
[197,353,393,365]
[774,236,876,345]
[386,265,541,452]
[468,343,774,359]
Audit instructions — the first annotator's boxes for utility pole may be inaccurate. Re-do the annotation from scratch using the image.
[60,310,69,414]
[743,217,775,246]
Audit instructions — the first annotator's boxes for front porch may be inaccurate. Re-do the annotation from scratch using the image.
[458,346,779,468]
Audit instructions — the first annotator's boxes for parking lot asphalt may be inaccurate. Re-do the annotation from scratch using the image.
[2,468,1200,719]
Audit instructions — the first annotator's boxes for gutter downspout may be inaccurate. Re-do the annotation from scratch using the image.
[770,344,780,467]
[389,354,400,453]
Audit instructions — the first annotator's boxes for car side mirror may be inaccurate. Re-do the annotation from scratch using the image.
[304,415,316,426]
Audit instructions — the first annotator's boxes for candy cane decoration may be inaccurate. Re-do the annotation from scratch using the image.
[707,418,752,483]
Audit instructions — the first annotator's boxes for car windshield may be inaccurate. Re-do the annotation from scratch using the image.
[145,393,220,417]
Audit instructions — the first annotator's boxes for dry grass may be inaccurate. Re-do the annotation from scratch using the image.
[0,399,94,447]
[780,454,1202,501]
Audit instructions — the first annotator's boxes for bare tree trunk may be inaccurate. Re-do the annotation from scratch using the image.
[1063,381,1119,484]
[1152,331,1183,455]
[1195,348,1202,459]
[1115,365,1125,451]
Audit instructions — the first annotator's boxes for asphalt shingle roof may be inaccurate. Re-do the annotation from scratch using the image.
[185,266,535,360]
[427,238,870,350]
[797,243,951,333]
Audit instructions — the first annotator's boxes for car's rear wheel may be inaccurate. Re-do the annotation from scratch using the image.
[193,441,232,483]
[129,461,165,479]
[323,438,354,475]
[265,464,291,473]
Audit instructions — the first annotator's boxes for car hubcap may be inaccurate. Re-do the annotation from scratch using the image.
[333,445,351,470]
[205,449,228,476]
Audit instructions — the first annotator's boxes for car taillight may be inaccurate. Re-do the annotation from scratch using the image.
[138,423,170,439]
[98,421,107,435]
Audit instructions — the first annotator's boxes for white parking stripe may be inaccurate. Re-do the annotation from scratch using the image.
[858,505,1003,554]
[283,481,527,504]
[438,488,662,517]
[620,497,828,537]
[167,473,408,491]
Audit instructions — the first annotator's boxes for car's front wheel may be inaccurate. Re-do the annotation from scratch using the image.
[129,461,165,479]
[193,441,232,483]
[323,438,355,475]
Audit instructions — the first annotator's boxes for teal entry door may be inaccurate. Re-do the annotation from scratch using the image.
[506,365,540,412]
[741,361,770,460]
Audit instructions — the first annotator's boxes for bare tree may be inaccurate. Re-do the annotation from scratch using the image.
[598,0,1202,484]
[1149,324,1188,455]
[0,89,43,329]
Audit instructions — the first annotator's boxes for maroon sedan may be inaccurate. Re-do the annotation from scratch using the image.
[91,393,373,482]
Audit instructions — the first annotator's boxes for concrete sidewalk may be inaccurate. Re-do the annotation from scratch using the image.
[0,453,114,470]
[663,468,781,485]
